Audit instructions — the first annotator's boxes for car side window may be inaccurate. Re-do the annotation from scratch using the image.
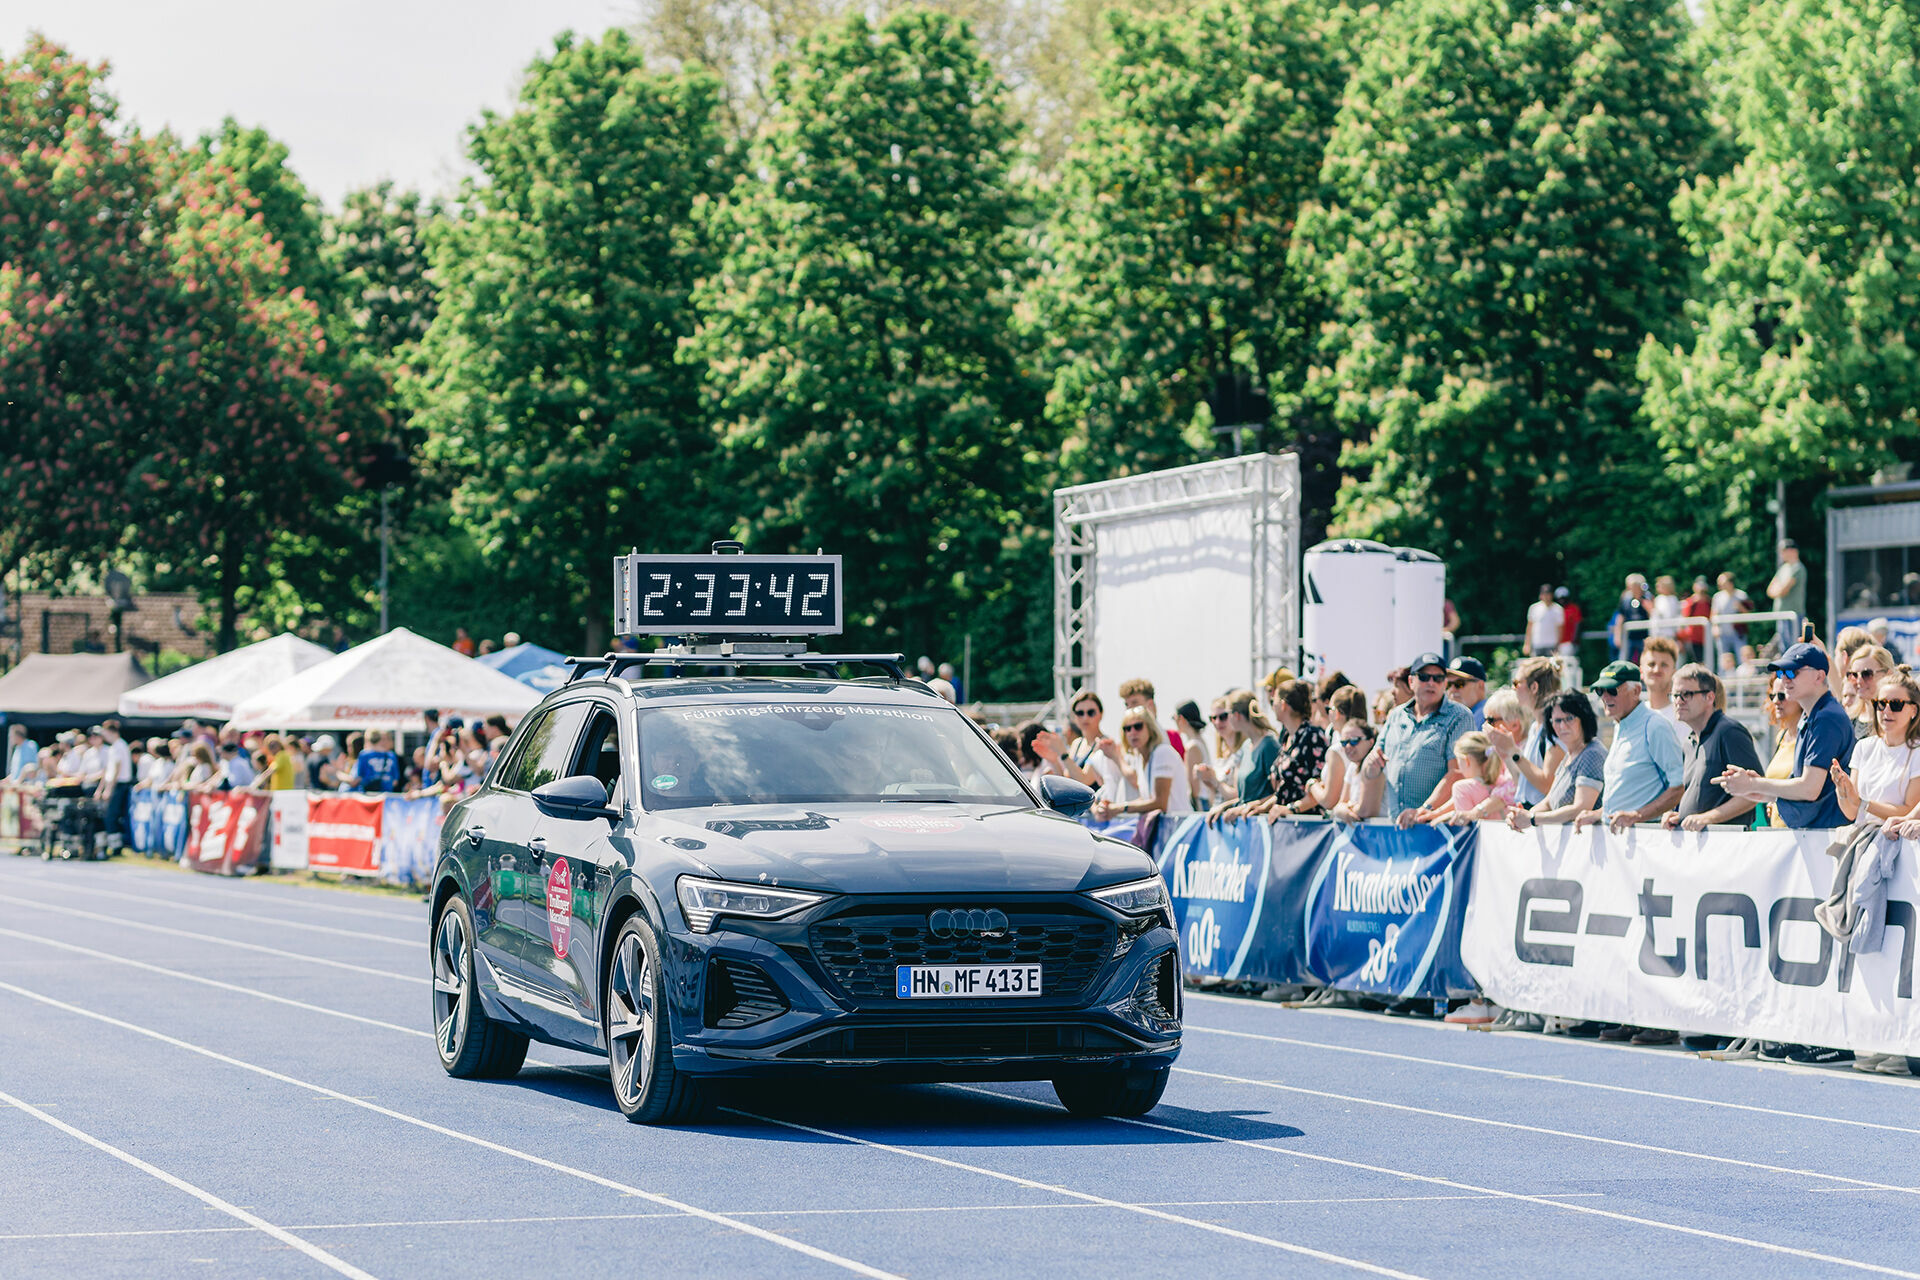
[570,707,626,809]
[503,703,591,793]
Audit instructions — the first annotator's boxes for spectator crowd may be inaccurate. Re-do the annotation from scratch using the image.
[983,599,1916,1073]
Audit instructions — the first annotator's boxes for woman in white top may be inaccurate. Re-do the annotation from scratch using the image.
[1093,707,1191,818]
[1839,668,1920,826]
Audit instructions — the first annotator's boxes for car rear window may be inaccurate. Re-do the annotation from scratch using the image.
[636,702,1029,809]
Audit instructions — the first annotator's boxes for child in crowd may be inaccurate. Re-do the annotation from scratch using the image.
[1413,731,1512,824]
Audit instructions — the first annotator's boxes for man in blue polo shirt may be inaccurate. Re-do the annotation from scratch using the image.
[1573,661,1685,832]
[1716,642,1855,828]
[1366,651,1473,821]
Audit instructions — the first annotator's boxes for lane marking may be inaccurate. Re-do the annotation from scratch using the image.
[0,1086,380,1280]
[0,1194,1609,1241]
[0,981,902,1280]
[21,881,418,945]
[1183,1015,1920,1135]
[91,866,429,922]
[723,1106,1434,1280]
[0,894,423,985]
[1174,1065,1920,1197]
[955,1085,1920,1280]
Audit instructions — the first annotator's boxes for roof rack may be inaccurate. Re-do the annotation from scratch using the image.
[564,642,910,686]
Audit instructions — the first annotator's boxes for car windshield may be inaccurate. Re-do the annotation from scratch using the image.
[636,701,1030,809]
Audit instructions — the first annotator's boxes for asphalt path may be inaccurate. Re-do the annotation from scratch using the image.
[4,854,1918,1279]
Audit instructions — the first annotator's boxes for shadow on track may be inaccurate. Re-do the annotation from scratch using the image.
[698,1079,1305,1148]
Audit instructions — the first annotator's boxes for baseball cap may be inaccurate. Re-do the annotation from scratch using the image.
[1590,660,1644,691]
[1447,656,1486,682]
[1554,586,1570,600]
[1408,651,1447,674]
[1767,641,1829,675]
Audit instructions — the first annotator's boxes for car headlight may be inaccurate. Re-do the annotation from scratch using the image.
[675,876,827,933]
[1090,876,1170,915]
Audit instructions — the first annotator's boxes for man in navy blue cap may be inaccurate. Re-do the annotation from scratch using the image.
[1363,650,1473,822]
[1446,655,1488,728]
[1716,642,1854,828]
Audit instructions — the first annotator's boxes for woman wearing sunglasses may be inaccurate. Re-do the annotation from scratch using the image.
[1054,689,1124,800]
[1209,689,1279,818]
[1219,680,1326,821]
[1757,673,1803,827]
[1326,719,1383,821]
[1833,669,1920,825]
[1840,644,1897,741]
[1092,708,1192,819]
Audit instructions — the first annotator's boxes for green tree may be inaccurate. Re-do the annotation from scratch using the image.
[1296,0,1710,627]
[197,119,331,304]
[0,38,170,584]
[1040,0,1345,508]
[689,8,1047,686]
[635,0,1180,166]
[324,181,438,363]
[413,30,733,651]
[1639,0,1920,590]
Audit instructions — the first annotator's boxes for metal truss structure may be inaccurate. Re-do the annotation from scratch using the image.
[1051,453,1301,713]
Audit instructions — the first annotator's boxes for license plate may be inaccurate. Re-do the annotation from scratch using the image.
[895,964,1043,998]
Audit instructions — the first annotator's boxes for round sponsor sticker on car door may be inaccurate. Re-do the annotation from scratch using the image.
[547,856,573,957]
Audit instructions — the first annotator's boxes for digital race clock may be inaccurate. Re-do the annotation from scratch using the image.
[613,553,843,636]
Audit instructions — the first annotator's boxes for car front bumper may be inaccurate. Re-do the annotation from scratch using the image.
[660,901,1182,1081]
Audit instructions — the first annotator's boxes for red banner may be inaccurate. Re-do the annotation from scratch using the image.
[184,793,270,876]
[306,794,384,874]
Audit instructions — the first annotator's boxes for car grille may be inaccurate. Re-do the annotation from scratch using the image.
[809,907,1116,1002]
[777,1023,1136,1061]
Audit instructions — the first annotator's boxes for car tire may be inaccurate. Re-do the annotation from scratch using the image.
[604,913,704,1124]
[432,895,528,1079]
[1052,1066,1170,1117]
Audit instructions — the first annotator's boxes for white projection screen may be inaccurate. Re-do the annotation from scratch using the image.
[1053,454,1300,721]
[1091,505,1254,719]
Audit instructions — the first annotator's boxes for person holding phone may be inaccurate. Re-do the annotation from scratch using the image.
[1716,643,1855,828]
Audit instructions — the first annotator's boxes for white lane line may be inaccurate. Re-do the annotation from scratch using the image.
[0,981,901,1280]
[0,894,423,985]
[723,1106,1434,1280]
[0,1195,1608,1240]
[955,1085,1920,1280]
[1174,1065,1920,1197]
[95,868,428,923]
[1183,1015,1920,1136]
[0,1086,380,1280]
[22,882,417,945]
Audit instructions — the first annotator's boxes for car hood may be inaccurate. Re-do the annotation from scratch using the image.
[650,802,1155,894]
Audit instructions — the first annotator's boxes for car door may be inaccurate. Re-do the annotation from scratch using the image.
[520,702,632,1035]
[483,700,592,997]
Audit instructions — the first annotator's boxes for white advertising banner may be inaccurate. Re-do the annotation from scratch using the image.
[1465,824,1920,1056]
[269,791,310,872]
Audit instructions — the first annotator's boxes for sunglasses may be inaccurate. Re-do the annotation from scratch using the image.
[1209,712,1230,723]
[1413,671,1447,683]
[1877,699,1914,713]
[1123,723,1148,733]
[1768,692,1789,703]
[1774,666,1804,681]
[1675,687,1712,700]
[1073,707,1100,718]
[1847,668,1880,681]
[1337,736,1366,748]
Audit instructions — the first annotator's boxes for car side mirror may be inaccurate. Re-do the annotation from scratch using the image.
[1036,774,1096,819]
[532,775,616,820]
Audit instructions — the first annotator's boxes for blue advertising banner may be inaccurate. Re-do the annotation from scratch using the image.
[128,788,161,853]
[1301,822,1477,1000]
[157,792,190,858]
[375,796,442,888]
[1153,817,1478,999]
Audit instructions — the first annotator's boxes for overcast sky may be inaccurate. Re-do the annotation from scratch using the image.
[2,0,634,206]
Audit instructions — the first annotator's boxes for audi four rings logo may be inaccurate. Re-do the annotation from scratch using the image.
[928,908,1009,937]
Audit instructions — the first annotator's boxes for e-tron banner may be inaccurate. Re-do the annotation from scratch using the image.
[1466,825,1920,1057]
[1154,817,1476,998]
[1301,822,1478,1000]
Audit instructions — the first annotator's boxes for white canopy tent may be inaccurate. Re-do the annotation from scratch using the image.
[117,633,335,721]
[227,627,541,732]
